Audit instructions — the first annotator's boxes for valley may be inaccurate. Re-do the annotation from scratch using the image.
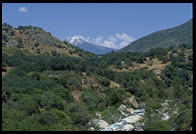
[2,22,193,131]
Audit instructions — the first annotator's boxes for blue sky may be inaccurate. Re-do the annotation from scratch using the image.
[2,3,192,49]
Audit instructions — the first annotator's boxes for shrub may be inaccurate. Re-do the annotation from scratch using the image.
[101,106,121,124]
[101,78,110,87]
[38,111,56,125]
[16,43,24,48]
[34,42,40,47]
[147,60,153,66]
[36,48,40,54]
[146,120,170,131]
[51,50,60,57]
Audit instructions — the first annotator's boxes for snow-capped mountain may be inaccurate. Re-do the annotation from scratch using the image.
[68,36,118,55]
[69,36,86,46]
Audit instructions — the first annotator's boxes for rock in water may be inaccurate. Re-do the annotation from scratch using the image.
[121,124,134,131]
[100,127,113,131]
[123,115,142,124]
[125,108,135,115]
[92,119,109,129]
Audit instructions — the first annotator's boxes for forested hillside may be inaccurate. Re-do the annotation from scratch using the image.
[120,19,192,52]
[2,24,193,131]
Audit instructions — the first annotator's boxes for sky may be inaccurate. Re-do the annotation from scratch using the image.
[2,3,193,49]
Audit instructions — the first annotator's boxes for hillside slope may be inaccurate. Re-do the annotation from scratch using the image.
[120,19,192,52]
[2,23,94,58]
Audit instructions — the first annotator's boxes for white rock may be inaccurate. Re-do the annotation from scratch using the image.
[88,127,95,131]
[92,119,109,129]
[125,108,135,115]
[120,111,129,117]
[88,121,91,125]
[121,124,134,131]
[95,112,102,119]
[162,113,170,120]
[118,104,127,112]
[123,115,143,124]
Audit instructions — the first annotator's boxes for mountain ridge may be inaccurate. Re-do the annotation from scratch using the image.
[2,23,94,58]
[119,18,192,52]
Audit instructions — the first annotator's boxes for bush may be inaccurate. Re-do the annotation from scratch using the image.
[101,78,110,87]
[2,33,8,42]
[65,103,92,126]
[146,120,170,131]
[34,42,40,47]
[147,100,162,110]
[38,111,56,125]
[147,60,153,66]
[36,48,40,54]
[101,106,121,124]
[81,89,101,111]
[51,50,60,57]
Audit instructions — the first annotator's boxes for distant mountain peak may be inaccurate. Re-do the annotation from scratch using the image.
[68,36,118,55]
[69,36,86,46]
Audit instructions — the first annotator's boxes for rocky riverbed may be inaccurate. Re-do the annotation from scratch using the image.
[88,101,146,131]
[99,108,145,131]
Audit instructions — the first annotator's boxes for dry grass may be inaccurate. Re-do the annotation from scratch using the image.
[110,58,171,73]
[14,29,81,58]
[110,80,120,88]
[71,90,84,105]
[2,67,15,77]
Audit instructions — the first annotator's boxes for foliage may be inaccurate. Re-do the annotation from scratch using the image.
[2,24,192,131]
[34,42,40,47]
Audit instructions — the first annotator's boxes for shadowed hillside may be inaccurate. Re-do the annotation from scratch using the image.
[120,19,192,52]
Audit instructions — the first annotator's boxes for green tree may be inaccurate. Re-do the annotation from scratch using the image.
[34,42,40,47]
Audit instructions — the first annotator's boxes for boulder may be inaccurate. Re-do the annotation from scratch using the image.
[120,111,129,117]
[121,124,134,131]
[88,127,95,131]
[123,115,142,124]
[118,104,129,116]
[123,96,138,108]
[92,119,109,129]
[162,112,170,120]
[118,104,127,112]
[95,112,102,119]
[134,122,145,131]
[125,108,135,115]
[152,69,161,75]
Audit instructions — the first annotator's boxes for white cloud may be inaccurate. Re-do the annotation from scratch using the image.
[18,7,28,13]
[95,36,103,44]
[103,40,116,48]
[67,33,136,49]
[108,36,117,42]
[115,33,135,42]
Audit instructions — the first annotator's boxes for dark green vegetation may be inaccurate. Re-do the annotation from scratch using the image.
[120,19,192,52]
[2,24,192,131]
